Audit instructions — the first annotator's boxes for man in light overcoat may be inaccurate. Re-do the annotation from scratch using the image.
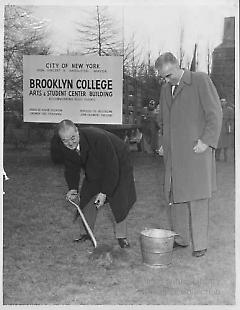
[155,52,222,257]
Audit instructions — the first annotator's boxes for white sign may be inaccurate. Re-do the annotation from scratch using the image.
[23,55,123,124]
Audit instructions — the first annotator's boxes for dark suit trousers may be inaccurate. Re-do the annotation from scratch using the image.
[170,199,209,251]
[81,201,127,239]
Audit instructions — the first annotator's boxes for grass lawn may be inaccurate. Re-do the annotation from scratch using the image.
[3,143,235,305]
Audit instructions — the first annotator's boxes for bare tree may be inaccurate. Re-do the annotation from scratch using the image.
[190,43,198,72]
[185,56,191,70]
[207,43,213,75]
[122,34,144,77]
[75,6,144,81]
[75,6,122,56]
[179,24,185,68]
[127,34,145,78]
[75,6,144,78]
[4,5,50,103]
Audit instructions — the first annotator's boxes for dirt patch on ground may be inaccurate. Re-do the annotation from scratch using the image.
[88,244,139,269]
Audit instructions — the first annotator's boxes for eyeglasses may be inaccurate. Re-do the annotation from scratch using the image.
[61,134,78,145]
[156,69,173,82]
[163,73,172,79]
[160,73,173,82]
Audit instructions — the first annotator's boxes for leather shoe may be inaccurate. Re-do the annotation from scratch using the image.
[73,234,91,243]
[118,238,130,248]
[192,249,207,257]
[173,241,188,249]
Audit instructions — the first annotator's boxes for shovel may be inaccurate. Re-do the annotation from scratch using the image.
[68,196,97,248]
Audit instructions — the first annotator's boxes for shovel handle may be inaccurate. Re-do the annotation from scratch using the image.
[68,198,97,248]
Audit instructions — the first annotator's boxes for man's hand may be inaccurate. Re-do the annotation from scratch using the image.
[94,192,106,209]
[66,189,78,201]
[193,139,208,153]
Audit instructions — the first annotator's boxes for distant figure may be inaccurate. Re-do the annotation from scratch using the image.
[148,100,160,153]
[155,52,222,257]
[142,99,160,154]
[215,99,235,161]
[9,111,29,149]
[57,120,136,248]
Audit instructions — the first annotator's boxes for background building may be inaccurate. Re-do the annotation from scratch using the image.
[211,17,235,106]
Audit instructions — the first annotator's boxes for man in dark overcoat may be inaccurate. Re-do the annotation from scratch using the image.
[58,120,136,248]
[155,52,222,257]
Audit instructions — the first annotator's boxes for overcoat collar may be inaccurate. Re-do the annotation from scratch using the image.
[164,83,172,109]
[78,129,90,165]
[173,69,192,99]
[164,70,192,108]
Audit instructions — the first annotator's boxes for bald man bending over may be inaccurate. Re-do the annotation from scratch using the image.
[57,120,136,248]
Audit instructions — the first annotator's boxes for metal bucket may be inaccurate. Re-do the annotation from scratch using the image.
[140,228,177,268]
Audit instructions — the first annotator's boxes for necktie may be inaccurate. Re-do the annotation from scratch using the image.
[172,85,178,96]
[75,146,80,156]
